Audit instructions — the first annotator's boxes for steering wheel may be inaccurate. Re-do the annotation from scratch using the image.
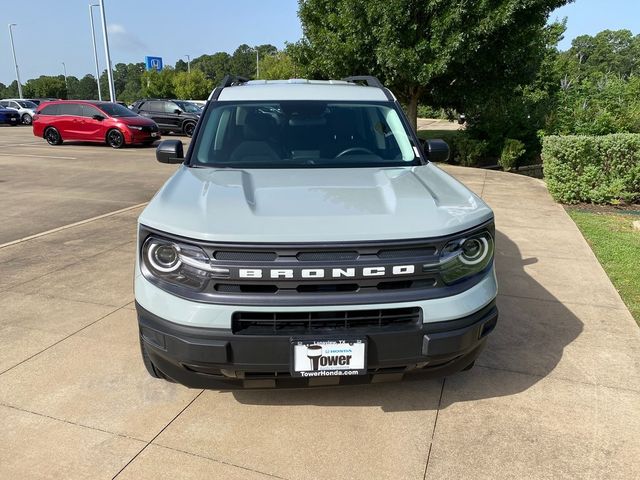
[335,147,375,158]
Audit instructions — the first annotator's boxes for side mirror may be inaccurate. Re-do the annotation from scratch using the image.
[156,139,184,164]
[92,114,105,121]
[174,109,182,115]
[424,139,450,162]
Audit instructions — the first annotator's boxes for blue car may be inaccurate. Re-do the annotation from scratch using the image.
[0,106,20,126]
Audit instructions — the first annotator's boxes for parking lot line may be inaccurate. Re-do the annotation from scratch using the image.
[0,152,78,160]
[0,202,148,249]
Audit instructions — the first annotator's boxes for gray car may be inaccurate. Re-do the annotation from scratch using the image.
[0,99,37,125]
[135,76,498,388]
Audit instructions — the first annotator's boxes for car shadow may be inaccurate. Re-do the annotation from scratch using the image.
[230,228,584,412]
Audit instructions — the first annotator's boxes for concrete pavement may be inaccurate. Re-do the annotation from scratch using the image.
[0,130,639,479]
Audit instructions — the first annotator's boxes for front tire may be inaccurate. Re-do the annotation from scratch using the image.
[21,113,32,125]
[106,129,125,149]
[183,121,195,137]
[44,127,63,145]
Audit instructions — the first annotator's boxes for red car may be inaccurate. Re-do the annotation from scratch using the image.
[33,100,160,148]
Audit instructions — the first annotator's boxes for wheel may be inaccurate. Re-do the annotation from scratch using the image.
[44,127,63,145]
[183,121,196,137]
[462,360,475,371]
[21,113,32,125]
[106,129,125,148]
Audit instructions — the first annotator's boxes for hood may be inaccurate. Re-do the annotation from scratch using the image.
[119,115,157,127]
[139,164,494,243]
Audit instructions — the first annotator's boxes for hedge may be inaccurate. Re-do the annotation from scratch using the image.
[542,134,640,204]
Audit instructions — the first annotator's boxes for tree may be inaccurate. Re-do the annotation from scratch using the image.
[173,70,212,99]
[191,52,231,85]
[76,75,99,100]
[175,59,189,73]
[140,68,176,98]
[260,52,298,80]
[296,0,570,130]
[23,76,67,99]
[231,44,258,78]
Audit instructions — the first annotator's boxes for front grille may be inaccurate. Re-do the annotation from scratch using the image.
[232,307,422,335]
[214,251,277,261]
[141,125,158,132]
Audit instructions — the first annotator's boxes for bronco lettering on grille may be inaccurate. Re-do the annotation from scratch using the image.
[238,265,415,279]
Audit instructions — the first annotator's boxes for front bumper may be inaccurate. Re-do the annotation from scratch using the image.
[137,300,498,389]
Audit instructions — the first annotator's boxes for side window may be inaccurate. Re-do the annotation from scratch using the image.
[138,101,149,111]
[58,104,83,116]
[146,101,161,112]
[0,101,8,107]
[82,105,102,118]
[40,104,59,116]
[165,101,179,113]
[10,101,20,109]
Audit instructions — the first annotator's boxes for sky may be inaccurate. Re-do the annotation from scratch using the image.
[1,0,639,86]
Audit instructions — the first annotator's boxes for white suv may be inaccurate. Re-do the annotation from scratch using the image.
[0,99,37,125]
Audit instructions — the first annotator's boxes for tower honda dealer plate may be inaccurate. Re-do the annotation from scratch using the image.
[291,338,367,377]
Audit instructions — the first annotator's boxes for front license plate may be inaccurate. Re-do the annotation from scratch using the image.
[151,132,158,137]
[291,338,367,377]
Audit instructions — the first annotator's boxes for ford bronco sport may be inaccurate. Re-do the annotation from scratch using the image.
[135,76,498,388]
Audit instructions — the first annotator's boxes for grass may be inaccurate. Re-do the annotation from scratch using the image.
[416,129,460,143]
[568,210,640,324]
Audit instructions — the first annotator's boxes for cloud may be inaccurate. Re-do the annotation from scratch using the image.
[107,24,148,52]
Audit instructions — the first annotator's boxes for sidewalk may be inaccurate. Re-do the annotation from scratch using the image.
[0,166,638,479]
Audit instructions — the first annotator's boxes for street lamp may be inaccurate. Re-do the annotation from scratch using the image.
[62,62,68,95]
[249,47,260,79]
[184,55,190,73]
[89,4,102,100]
[8,24,23,99]
[98,0,116,101]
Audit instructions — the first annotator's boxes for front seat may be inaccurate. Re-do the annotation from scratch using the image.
[229,111,281,164]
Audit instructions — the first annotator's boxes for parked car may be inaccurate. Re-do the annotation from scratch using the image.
[130,99,201,137]
[0,99,38,125]
[0,106,20,126]
[135,75,498,388]
[33,100,160,148]
[25,98,58,107]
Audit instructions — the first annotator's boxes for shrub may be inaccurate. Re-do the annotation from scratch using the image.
[451,134,489,167]
[499,139,526,171]
[542,134,640,204]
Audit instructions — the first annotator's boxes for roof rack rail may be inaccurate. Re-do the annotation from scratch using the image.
[218,75,250,88]
[342,76,384,89]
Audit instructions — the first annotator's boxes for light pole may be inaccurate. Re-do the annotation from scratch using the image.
[8,24,23,99]
[89,4,102,100]
[249,47,260,79]
[62,62,68,96]
[98,0,116,101]
[184,55,190,73]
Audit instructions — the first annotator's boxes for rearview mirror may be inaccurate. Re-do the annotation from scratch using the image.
[424,139,450,163]
[156,139,184,164]
[92,114,105,121]
[174,109,182,114]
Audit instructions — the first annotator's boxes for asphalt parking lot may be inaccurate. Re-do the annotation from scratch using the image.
[1,126,639,479]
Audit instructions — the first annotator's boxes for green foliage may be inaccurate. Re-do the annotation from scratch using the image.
[542,134,640,204]
[191,52,231,85]
[260,53,298,80]
[450,134,490,167]
[296,0,568,129]
[141,68,176,98]
[500,139,526,171]
[172,70,212,100]
[23,76,67,99]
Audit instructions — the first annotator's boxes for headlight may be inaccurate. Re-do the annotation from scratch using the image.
[141,236,229,291]
[128,125,143,131]
[437,230,494,285]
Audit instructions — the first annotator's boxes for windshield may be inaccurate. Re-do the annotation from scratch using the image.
[191,101,419,168]
[17,100,37,109]
[175,101,202,113]
[98,102,137,117]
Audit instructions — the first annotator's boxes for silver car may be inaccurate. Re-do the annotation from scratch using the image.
[135,76,498,388]
[0,99,37,125]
